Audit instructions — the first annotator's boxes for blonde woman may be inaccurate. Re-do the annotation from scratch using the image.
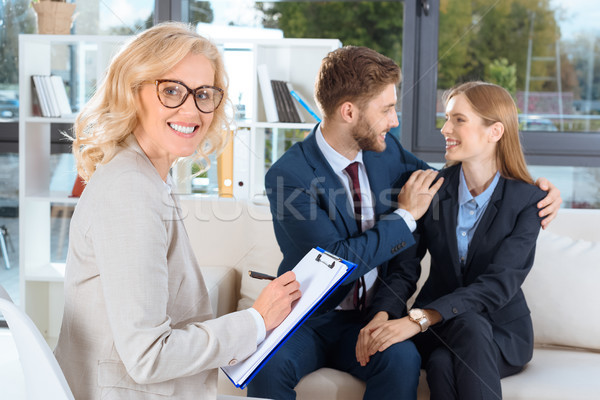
[54,22,300,400]
[357,82,548,399]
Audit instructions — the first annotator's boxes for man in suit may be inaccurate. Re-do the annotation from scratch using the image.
[247,46,442,400]
[247,47,560,399]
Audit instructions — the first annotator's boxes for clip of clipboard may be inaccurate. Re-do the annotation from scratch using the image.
[315,248,343,268]
[221,247,357,389]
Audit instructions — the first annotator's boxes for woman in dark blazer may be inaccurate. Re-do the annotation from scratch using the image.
[356,81,545,399]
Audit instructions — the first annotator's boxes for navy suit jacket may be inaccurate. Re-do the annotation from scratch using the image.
[265,125,428,314]
[381,164,545,366]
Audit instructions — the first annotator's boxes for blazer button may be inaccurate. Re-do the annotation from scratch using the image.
[400,241,406,247]
[228,359,238,366]
[452,307,458,314]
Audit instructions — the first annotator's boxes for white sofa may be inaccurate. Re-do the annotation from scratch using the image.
[181,197,600,399]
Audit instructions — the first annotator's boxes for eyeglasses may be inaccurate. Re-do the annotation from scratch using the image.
[154,79,224,114]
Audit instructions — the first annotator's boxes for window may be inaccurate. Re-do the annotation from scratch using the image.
[403,0,600,208]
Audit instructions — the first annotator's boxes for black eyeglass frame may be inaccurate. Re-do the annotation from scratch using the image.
[154,79,224,114]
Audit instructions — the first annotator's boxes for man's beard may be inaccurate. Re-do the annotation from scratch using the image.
[351,116,386,153]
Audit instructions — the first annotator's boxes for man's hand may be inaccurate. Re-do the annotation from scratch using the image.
[535,177,562,229]
[252,271,301,331]
[397,169,444,220]
[356,311,389,366]
[366,317,420,357]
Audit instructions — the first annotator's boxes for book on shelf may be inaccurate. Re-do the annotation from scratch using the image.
[31,76,48,117]
[257,64,279,122]
[270,80,288,123]
[50,75,73,116]
[42,75,60,117]
[288,86,321,123]
[279,80,303,123]
[271,80,302,123]
[32,75,54,117]
[285,82,312,123]
[30,75,72,118]
[45,76,61,117]
[257,63,313,124]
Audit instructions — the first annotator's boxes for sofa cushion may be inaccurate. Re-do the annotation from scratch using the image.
[296,368,365,400]
[237,204,283,311]
[523,230,600,350]
[200,266,237,318]
[501,347,600,399]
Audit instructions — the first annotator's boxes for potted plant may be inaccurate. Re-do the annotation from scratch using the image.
[32,0,76,35]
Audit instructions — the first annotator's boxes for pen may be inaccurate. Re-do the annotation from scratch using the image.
[248,270,276,280]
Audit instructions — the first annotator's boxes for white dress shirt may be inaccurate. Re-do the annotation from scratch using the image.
[315,126,415,309]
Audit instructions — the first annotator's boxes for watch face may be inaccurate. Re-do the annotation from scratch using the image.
[410,309,424,319]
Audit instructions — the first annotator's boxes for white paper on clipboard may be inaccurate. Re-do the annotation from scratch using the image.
[221,247,356,388]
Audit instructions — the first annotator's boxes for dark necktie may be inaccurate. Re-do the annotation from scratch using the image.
[344,162,367,311]
[344,162,362,230]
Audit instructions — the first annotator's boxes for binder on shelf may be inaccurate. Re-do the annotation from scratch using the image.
[257,64,279,122]
[289,87,321,123]
[221,247,356,389]
[216,130,234,198]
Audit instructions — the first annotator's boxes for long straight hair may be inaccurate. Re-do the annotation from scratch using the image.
[443,81,533,184]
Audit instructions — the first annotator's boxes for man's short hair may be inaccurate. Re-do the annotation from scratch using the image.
[315,46,401,119]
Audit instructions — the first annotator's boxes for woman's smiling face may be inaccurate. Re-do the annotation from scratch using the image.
[133,52,216,177]
[440,93,498,166]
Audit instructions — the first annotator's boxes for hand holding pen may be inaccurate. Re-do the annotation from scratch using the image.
[251,270,301,331]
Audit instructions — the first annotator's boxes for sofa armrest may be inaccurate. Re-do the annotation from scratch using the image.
[200,266,238,318]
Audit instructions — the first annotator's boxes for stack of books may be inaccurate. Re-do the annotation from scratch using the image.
[257,64,321,123]
[31,75,73,118]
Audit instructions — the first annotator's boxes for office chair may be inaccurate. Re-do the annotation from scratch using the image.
[0,285,74,399]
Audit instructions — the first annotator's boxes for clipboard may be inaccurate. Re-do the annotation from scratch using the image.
[221,247,357,389]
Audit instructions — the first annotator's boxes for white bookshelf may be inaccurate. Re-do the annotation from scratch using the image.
[18,34,129,341]
[218,38,341,198]
[18,34,340,340]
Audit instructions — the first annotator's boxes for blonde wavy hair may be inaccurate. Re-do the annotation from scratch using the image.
[73,22,231,181]
[443,81,533,184]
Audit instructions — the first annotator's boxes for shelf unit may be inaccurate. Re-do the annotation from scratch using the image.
[218,38,341,198]
[18,34,129,341]
[18,34,340,341]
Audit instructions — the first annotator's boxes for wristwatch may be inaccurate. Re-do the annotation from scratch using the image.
[408,308,431,332]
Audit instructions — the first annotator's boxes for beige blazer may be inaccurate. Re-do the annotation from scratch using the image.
[55,135,258,400]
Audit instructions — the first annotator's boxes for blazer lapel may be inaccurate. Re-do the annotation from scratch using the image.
[439,180,462,278]
[363,151,390,217]
[302,129,359,236]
